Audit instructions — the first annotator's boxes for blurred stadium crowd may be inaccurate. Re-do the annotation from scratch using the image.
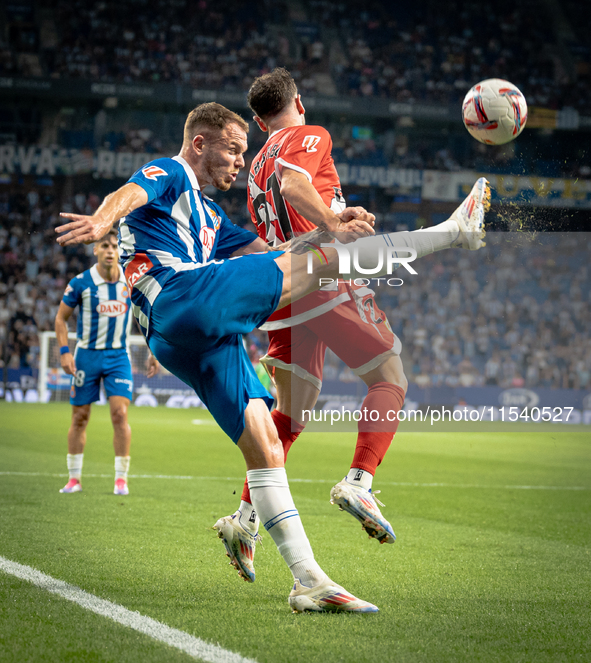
[2,0,589,108]
[2,0,590,181]
[2,185,589,392]
[0,187,96,370]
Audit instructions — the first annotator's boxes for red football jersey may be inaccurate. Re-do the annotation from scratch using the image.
[247,125,349,328]
[247,125,346,245]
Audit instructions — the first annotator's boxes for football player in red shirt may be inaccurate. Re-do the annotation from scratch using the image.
[214,68,490,583]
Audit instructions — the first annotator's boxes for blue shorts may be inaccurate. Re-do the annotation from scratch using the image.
[70,347,133,406]
[148,252,284,443]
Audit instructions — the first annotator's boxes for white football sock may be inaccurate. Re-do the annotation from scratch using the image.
[114,455,130,480]
[330,221,461,280]
[346,468,373,491]
[247,467,327,587]
[67,453,84,480]
[238,499,260,534]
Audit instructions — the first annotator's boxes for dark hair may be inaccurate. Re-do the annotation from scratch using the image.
[183,102,249,143]
[247,68,297,121]
[97,229,118,244]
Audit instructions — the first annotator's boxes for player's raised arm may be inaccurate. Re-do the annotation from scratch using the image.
[279,168,375,241]
[56,182,148,246]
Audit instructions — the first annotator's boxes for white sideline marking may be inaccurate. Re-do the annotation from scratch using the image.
[0,556,257,663]
[0,471,588,491]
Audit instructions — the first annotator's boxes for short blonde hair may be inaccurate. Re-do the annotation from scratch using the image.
[183,102,249,144]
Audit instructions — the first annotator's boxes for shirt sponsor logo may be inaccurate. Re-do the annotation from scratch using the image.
[125,254,154,289]
[200,226,216,261]
[96,300,128,317]
[302,135,321,153]
[141,165,168,181]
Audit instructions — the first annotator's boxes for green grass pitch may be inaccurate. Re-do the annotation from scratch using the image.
[1,402,590,663]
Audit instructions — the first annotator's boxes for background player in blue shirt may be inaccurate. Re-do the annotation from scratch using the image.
[55,229,158,496]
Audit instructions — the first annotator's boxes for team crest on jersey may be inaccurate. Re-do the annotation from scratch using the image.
[200,226,216,261]
[96,301,128,317]
[121,285,129,299]
[302,135,321,153]
[141,165,168,181]
[206,206,221,230]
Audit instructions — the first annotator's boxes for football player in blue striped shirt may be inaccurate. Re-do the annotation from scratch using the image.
[55,229,158,496]
[55,103,383,613]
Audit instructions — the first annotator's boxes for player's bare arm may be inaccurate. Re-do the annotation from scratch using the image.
[146,354,159,378]
[131,317,160,378]
[56,183,149,246]
[279,168,375,240]
[54,301,76,375]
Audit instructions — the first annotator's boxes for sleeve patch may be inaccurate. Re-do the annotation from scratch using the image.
[64,284,74,296]
[141,165,168,181]
[302,135,322,153]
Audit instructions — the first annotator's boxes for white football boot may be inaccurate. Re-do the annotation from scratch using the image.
[213,513,262,583]
[330,479,396,544]
[114,478,129,495]
[450,176,491,250]
[289,578,379,613]
[59,478,82,493]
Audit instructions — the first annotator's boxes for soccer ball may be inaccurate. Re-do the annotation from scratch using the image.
[462,79,528,145]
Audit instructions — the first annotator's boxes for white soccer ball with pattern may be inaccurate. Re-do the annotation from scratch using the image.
[462,79,528,145]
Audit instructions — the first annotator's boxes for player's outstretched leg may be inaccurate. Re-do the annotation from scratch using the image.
[318,177,491,283]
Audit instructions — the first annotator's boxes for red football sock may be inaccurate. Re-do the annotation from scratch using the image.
[351,382,405,475]
[241,410,305,504]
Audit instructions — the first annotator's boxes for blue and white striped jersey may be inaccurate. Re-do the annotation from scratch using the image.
[119,156,256,337]
[62,264,133,350]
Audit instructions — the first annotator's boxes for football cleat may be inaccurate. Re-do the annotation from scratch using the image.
[114,478,129,495]
[288,578,379,613]
[450,176,491,250]
[213,513,262,583]
[330,479,396,544]
[59,478,82,493]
